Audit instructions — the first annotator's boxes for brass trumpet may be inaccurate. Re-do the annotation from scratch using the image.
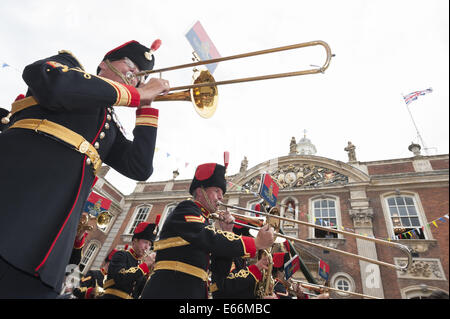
[136,40,333,118]
[96,211,112,228]
[217,202,413,272]
[77,211,112,234]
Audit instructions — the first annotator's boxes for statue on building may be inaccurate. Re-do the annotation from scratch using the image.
[344,141,357,162]
[408,142,422,156]
[289,137,297,155]
[283,202,296,229]
[240,156,248,173]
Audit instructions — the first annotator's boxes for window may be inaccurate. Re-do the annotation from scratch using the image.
[158,204,176,233]
[386,195,425,239]
[330,272,355,297]
[128,206,151,235]
[313,198,338,238]
[335,278,350,291]
[79,242,99,273]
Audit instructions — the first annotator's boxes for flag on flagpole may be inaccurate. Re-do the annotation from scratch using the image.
[403,88,433,105]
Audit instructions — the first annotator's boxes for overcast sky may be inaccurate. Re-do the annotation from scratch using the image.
[1,0,448,195]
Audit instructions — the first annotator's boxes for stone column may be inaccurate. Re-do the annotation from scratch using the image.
[348,188,385,299]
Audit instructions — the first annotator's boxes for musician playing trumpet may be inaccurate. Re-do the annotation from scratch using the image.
[210,218,271,299]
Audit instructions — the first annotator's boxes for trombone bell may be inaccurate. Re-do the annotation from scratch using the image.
[153,69,218,119]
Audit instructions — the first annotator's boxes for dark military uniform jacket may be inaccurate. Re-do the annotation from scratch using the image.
[211,256,262,299]
[0,50,159,292]
[101,248,150,299]
[141,200,258,299]
[273,279,292,299]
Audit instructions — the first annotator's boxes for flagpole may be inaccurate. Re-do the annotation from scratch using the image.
[402,93,429,155]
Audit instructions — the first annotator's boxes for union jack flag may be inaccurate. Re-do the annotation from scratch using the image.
[403,88,433,105]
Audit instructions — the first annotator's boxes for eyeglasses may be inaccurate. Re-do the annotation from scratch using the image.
[122,57,144,86]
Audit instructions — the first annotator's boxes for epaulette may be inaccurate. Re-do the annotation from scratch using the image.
[58,50,85,71]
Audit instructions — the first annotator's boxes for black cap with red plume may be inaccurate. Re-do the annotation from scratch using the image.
[132,214,161,242]
[98,39,161,75]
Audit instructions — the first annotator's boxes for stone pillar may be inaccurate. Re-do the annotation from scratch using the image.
[348,188,385,298]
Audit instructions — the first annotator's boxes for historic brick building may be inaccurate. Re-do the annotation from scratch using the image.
[79,137,449,299]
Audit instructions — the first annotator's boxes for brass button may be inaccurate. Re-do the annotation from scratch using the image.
[79,141,90,154]
[86,158,92,165]
[94,142,100,149]
[100,132,106,139]
[105,123,110,130]
[107,114,112,121]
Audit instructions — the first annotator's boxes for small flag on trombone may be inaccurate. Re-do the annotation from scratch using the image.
[83,192,112,218]
[284,255,301,280]
[318,259,330,281]
[258,173,279,207]
[185,21,221,74]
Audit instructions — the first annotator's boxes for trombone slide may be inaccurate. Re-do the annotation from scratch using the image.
[217,202,413,272]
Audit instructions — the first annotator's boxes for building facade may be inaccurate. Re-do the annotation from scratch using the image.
[80,138,449,299]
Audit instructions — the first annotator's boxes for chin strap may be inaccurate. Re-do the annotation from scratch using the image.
[104,59,132,86]
[200,187,216,214]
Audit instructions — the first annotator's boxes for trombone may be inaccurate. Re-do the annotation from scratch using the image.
[216,202,413,272]
[136,40,333,118]
[289,279,382,299]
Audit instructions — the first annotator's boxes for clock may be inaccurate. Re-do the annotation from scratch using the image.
[285,172,296,184]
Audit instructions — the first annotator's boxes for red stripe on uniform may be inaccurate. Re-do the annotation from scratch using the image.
[35,111,105,272]
[124,84,140,106]
[136,107,159,117]
[35,157,87,272]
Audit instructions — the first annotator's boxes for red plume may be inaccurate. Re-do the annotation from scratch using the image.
[15,94,25,101]
[150,39,162,52]
[155,214,161,225]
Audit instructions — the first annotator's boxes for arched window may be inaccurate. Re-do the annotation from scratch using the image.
[127,205,152,235]
[79,241,99,273]
[157,204,177,234]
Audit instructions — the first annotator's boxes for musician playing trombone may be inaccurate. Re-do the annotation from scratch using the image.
[140,162,275,299]
[0,39,170,298]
